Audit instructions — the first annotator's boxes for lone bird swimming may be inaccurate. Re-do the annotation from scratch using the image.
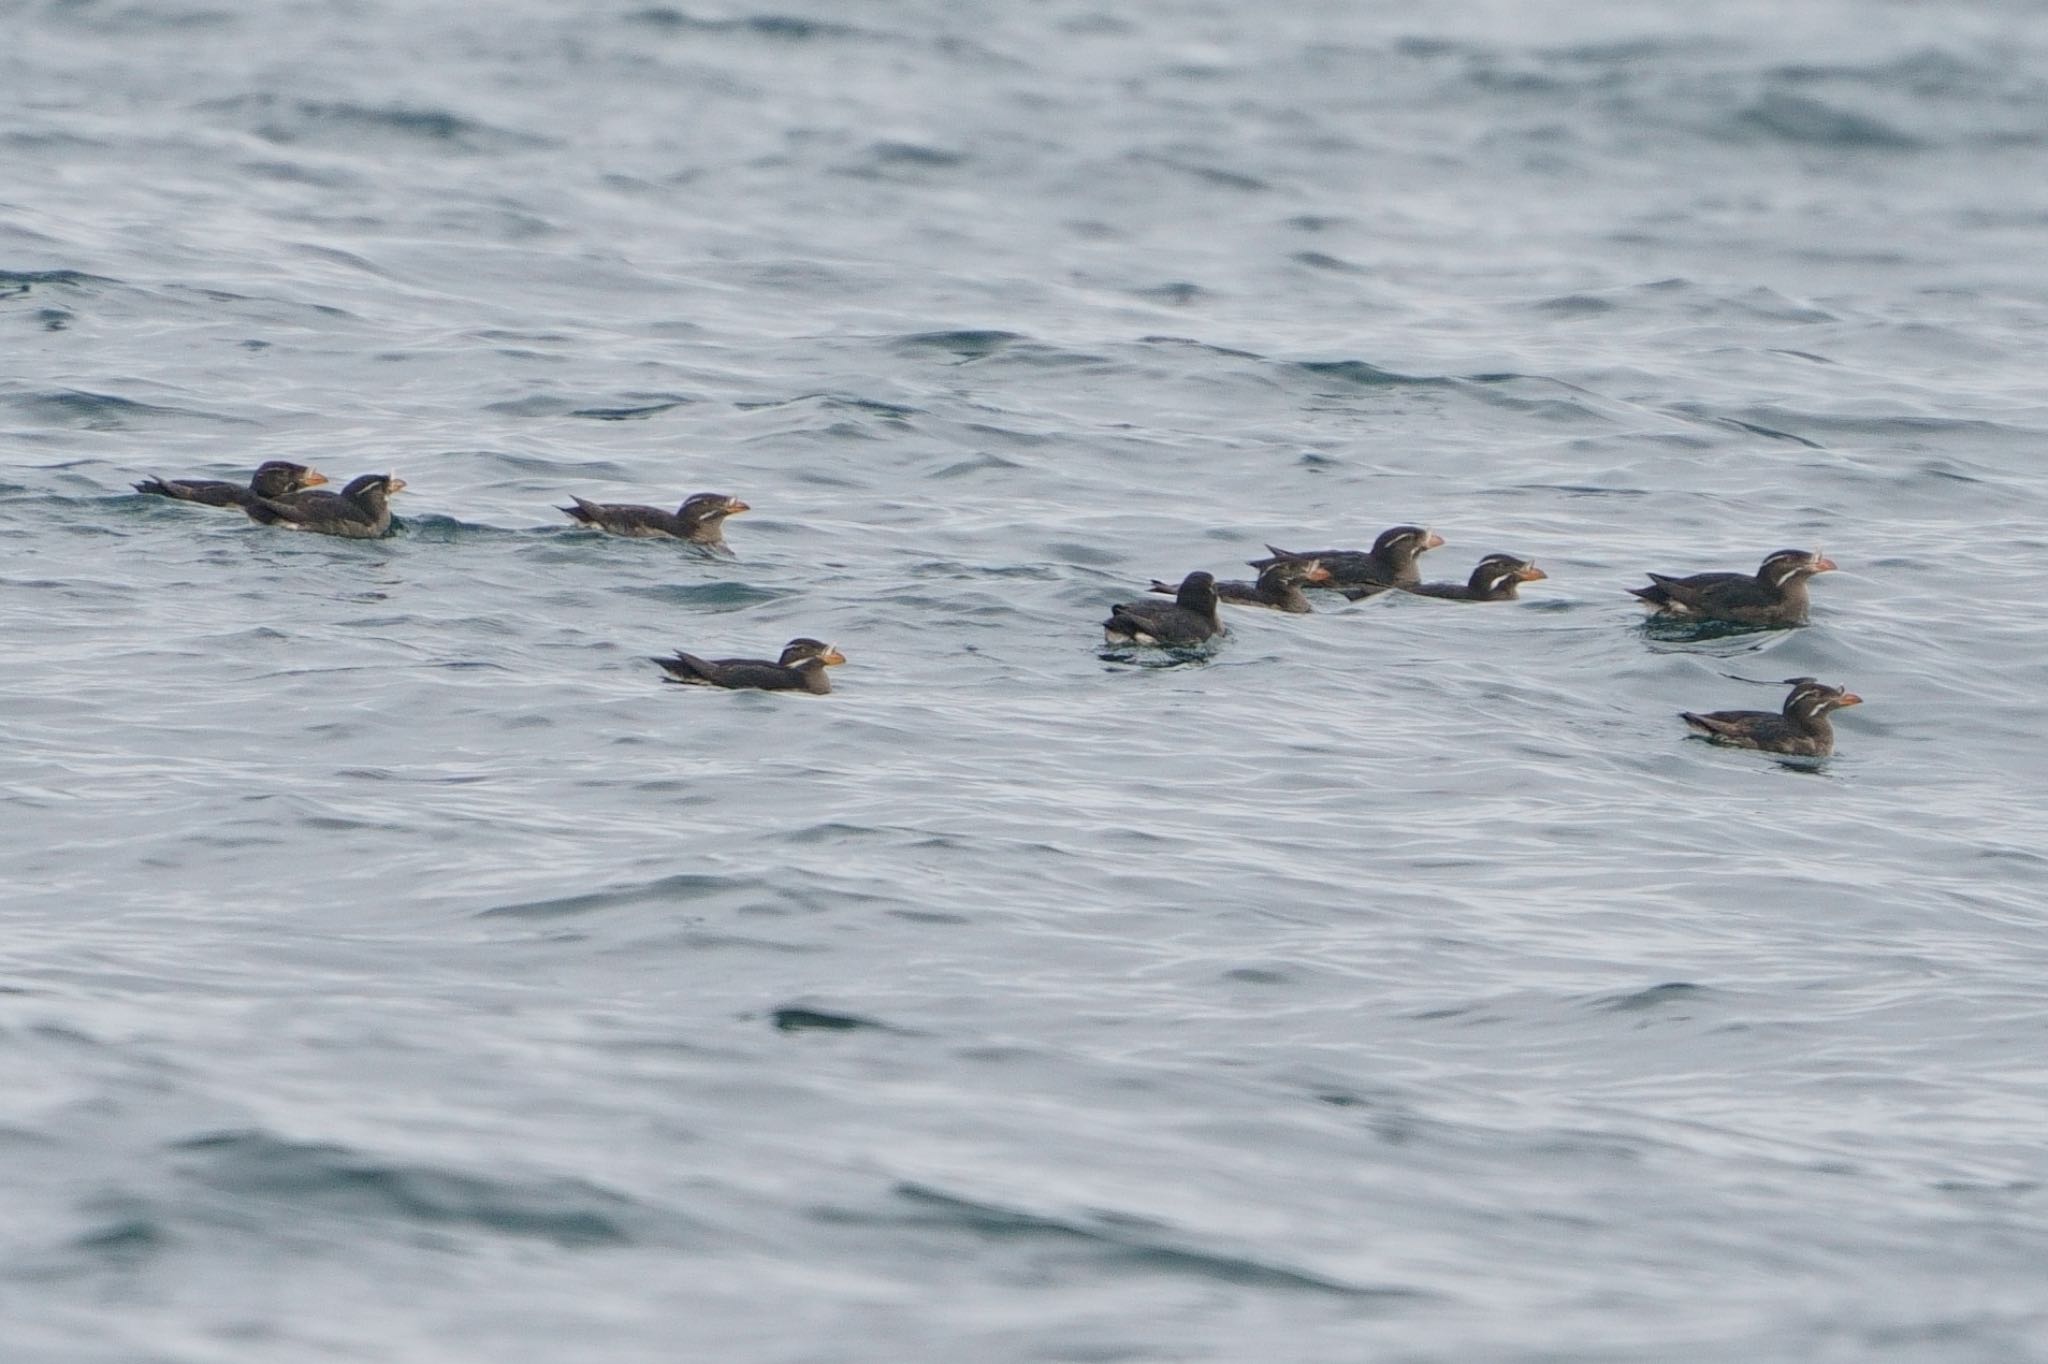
[1630,549,1836,627]
[652,638,846,694]
[1104,571,1223,646]
[1680,677,1863,757]
[561,491,749,553]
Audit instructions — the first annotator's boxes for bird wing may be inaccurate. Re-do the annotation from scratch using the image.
[653,651,718,683]
[702,662,800,689]
[244,494,315,525]
[1108,601,1212,642]
[602,503,677,533]
[1645,571,1762,610]
[1680,710,1748,738]
[1681,709,1792,745]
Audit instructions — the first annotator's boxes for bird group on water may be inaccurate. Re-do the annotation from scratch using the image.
[134,459,1865,754]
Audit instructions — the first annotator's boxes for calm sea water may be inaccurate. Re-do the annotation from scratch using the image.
[7,1,2048,1360]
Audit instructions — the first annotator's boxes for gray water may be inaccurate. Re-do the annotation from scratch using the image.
[6,1,2048,1359]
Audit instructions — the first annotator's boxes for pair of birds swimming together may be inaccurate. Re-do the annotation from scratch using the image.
[1104,527,1863,757]
[134,460,407,539]
[135,461,835,691]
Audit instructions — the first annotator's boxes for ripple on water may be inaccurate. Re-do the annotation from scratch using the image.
[769,1005,894,1033]
[873,1184,1432,1303]
[8,390,251,429]
[478,872,777,919]
[621,581,791,611]
[196,95,553,153]
[567,398,693,421]
[171,1130,637,1247]
[892,329,1025,360]
[1731,93,1925,150]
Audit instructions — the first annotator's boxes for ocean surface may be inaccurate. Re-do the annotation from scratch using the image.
[6,1,2048,1359]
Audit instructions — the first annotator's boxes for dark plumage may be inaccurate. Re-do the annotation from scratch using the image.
[560,491,749,551]
[134,461,327,508]
[1404,553,1548,602]
[244,473,406,539]
[1105,571,1223,646]
[1680,678,1863,757]
[1248,526,1444,600]
[1629,549,1837,627]
[1148,559,1332,613]
[652,638,846,694]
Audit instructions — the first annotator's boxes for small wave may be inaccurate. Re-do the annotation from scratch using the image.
[0,268,116,293]
[1660,402,1825,446]
[1290,251,1366,274]
[622,9,870,42]
[479,871,766,919]
[1529,293,1619,317]
[172,1129,635,1247]
[1770,48,1988,99]
[1731,93,1923,150]
[483,395,577,417]
[888,1184,1428,1301]
[1456,373,1618,425]
[735,393,921,420]
[769,1004,892,1032]
[909,559,1059,580]
[1588,981,1709,1013]
[71,1208,170,1262]
[198,94,551,153]
[7,389,249,429]
[621,581,791,610]
[894,329,1025,359]
[1719,416,1823,448]
[781,820,904,845]
[488,452,634,480]
[932,452,1024,479]
[284,241,394,280]
[1138,335,1262,360]
[46,2,233,31]
[238,157,363,188]
[1291,359,1442,389]
[1129,281,1207,305]
[865,140,968,169]
[1133,153,1270,193]
[568,398,692,421]
[1046,540,1122,567]
[389,514,524,543]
